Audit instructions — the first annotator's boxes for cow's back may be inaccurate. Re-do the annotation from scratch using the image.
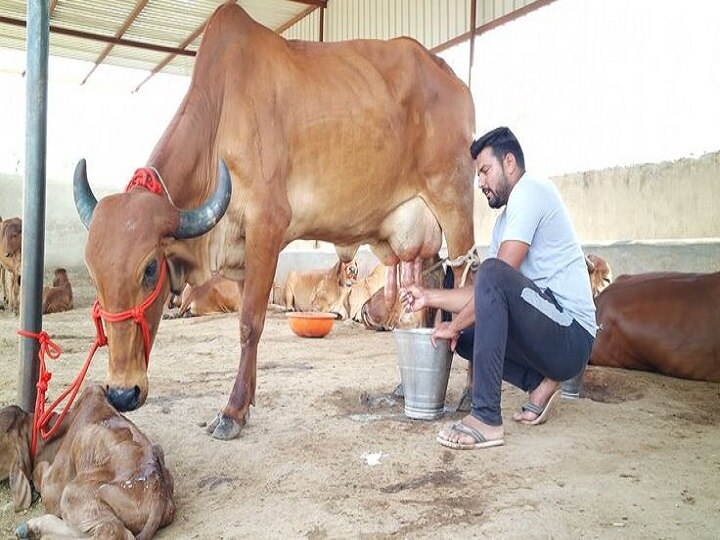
[591,272,720,382]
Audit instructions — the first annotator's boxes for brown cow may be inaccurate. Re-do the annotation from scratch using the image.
[177,274,242,317]
[42,268,74,315]
[284,258,358,318]
[585,253,612,297]
[0,217,22,315]
[590,271,720,382]
[72,3,475,439]
[2,384,175,539]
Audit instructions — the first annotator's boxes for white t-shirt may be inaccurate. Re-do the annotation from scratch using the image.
[486,173,597,337]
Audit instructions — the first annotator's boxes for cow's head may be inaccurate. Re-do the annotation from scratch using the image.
[1,218,22,258]
[74,159,231,412]
[52,268,70,288]
[585,254,613,297]
[339,259,359,287]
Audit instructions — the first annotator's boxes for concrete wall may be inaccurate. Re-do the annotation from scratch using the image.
[474,150,720,245]
[1,149,718,282]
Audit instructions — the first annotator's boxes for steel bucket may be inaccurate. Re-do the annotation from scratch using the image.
[393,328,453,420]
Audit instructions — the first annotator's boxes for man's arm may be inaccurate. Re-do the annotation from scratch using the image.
[496,240,529,270]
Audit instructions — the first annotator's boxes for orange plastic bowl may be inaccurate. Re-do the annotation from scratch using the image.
[286,312,336,338]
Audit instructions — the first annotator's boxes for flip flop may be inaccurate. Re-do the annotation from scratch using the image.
[515,389,561,425]
[436,421,505,450]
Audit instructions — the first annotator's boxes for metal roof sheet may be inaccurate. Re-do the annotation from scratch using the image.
[1,0,554,86]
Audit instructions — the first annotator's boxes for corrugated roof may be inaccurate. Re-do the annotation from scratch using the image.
[1,0,554,88]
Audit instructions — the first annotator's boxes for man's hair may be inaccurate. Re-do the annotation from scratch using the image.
[470,126,525,171]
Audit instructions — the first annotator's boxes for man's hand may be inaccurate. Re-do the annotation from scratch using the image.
[399,284,427,313]
[431,321,460,351]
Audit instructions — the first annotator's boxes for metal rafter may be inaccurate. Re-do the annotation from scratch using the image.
[81,0,149,85]
[0,15,196,57]
[287,0,327,7]
[133,18,209,93]
[275,6,317,34]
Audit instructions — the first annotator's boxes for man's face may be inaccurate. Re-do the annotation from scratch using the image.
[476,147,511,209]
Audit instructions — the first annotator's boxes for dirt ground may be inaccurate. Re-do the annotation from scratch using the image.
[1,266,719,539]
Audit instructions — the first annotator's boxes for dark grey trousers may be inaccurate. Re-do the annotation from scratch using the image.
[454,258,594,426]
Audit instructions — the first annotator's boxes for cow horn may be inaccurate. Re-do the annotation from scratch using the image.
[585,256,596,272]
[175,160,233,239]
[73,159,97,230]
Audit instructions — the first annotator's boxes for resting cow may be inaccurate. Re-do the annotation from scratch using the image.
[284,258,358,318]
[72,3,475,439]
[1,384,175,540]
[42,268,74,315]
[590,271,720,382]
[585,253,612,297]
[175,274,242,317]
[0,216,22,315]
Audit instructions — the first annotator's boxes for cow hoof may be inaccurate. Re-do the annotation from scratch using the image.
[456,387,472,412]
[205,411,222,434]
[211,416,243,440]
[391,383,404,399]
[15,522,29,539]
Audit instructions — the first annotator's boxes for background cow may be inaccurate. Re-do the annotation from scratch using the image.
[0,217,22,315]
[284,258,358,319]
[2,385,175,540]
[585,253,612,297]
[42,268,74,315]
[590,271,720,382]
[176,274,242,317]
[73,3,475,440]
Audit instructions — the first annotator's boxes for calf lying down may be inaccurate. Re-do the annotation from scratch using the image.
[0,384,174,539]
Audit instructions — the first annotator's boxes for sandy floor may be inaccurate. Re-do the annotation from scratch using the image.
[1,267,719,539]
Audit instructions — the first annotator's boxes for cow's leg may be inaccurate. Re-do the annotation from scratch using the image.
[16,514,90,539]
[210,210,289,440]
[59,480,134,540]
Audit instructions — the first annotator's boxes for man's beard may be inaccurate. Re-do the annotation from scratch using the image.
[487,171,510,209]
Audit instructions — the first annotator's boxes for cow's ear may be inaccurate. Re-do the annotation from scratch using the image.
[161,239,197,295]
[9,445,32,511]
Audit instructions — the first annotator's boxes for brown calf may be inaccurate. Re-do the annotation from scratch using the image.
[1,384,175,539]
[42,268,74,315]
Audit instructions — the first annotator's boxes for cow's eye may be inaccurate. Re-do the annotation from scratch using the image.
[143,259,159,288]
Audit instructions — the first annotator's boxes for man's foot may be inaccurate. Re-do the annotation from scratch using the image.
[513,378,561,425]
[436,415,504,450]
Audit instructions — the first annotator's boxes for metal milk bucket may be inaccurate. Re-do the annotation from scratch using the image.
[393,328,453,420]
[560,360,588,399]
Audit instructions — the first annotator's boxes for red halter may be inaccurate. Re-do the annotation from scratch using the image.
[91,259,167,368]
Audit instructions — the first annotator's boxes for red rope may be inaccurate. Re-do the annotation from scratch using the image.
[18,258,167,460]
[126,167,163,195]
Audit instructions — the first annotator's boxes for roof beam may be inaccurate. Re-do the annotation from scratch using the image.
[287,0,327,7]
[0,15,196,57]
[81,0,149,85]
[133,18,208,93]
[431,0,557,54]
[275,6,317,34]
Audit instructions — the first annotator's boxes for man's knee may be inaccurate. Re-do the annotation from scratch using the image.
[476,258,515,287]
